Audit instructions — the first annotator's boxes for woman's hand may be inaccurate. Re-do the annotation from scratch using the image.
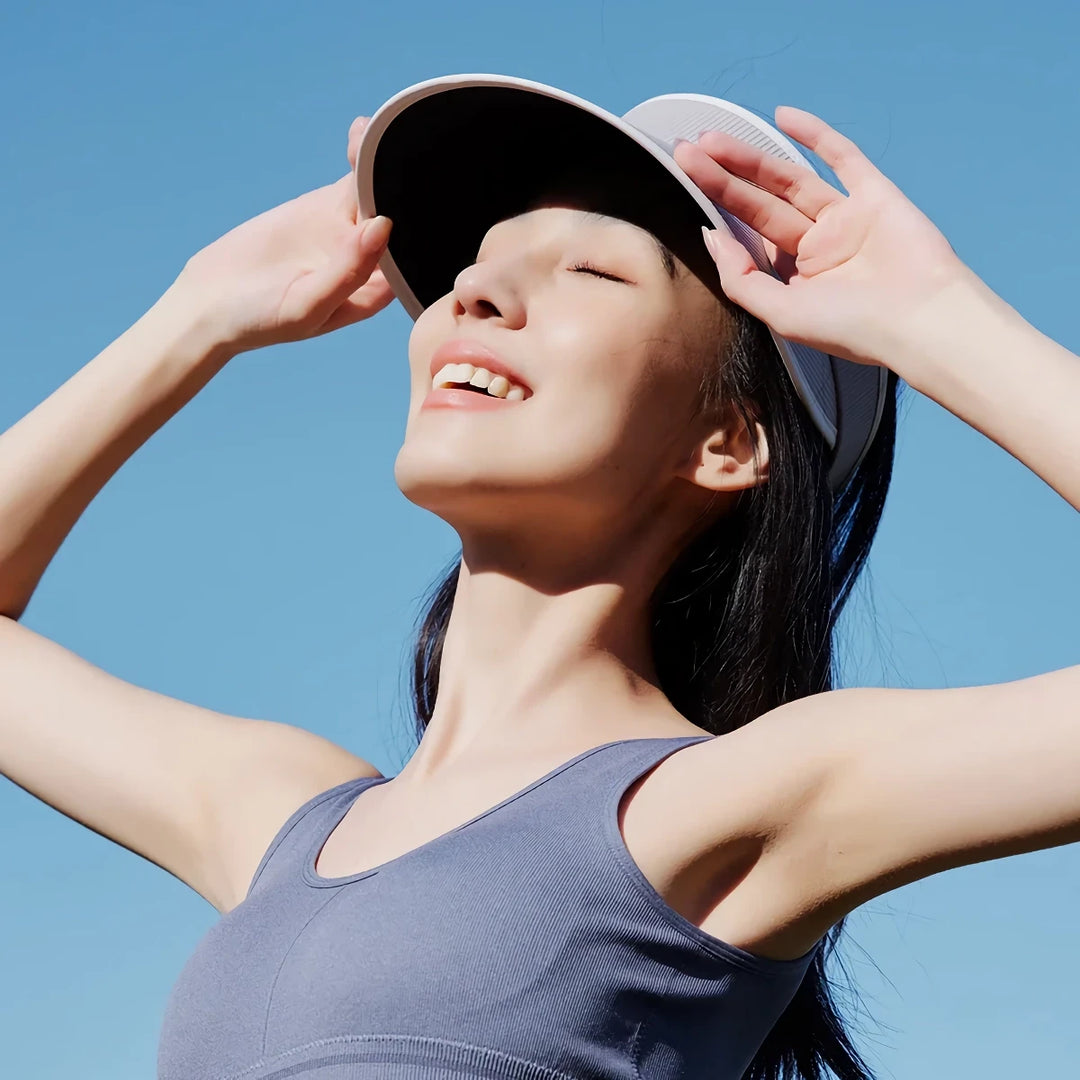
[169,116,395,355]
[674,107,971,370]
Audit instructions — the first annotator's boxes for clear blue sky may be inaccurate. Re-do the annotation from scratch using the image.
[0,1,1077,1076]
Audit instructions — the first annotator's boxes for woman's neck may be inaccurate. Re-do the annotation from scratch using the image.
[398,557,699,784]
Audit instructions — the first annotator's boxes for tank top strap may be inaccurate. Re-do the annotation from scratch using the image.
[244,773,382,901]
[516,733,714,852]
[535,733,717,862]
[570,733,717,803]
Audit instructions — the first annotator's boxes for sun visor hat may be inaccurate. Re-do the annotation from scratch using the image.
[354,73,889,491]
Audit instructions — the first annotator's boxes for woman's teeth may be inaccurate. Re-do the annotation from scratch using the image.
[432,362,527,400]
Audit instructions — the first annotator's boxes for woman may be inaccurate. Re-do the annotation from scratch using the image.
[0,73,1076,1080]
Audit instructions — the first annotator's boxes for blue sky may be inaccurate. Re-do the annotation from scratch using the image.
[0,0,1077,1076]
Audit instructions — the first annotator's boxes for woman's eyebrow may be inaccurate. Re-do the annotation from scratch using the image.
[579,211,678,280]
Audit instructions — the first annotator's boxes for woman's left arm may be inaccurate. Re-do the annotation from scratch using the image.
[676,107,1079,925]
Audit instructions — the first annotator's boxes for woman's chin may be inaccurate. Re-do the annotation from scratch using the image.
[394,462,493,521]
[393,443,524,498]
[393,467,548,540]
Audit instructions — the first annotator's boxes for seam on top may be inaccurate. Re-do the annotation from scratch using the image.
[628,1018,646,1080]
[259,888,349,1055]
[244,775,369,900]
[218,1033,582,1080]
[631,961,679,1080]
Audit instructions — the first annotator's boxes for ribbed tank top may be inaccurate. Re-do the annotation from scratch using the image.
[158,735,820,1080]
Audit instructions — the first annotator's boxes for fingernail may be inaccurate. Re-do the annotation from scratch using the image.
[701,225,718,260]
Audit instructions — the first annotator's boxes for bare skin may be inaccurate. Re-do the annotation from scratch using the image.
[0,110,1076,969]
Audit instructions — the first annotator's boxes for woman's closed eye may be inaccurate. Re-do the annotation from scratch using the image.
[568,260,630,284]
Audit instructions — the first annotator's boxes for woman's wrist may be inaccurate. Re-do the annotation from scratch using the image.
[875,263,1022,392]
[878,263,1080,510]
[146,275,242,371]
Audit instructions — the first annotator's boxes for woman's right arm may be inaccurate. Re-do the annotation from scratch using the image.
[0,286,233,621]
[1,121,392,914]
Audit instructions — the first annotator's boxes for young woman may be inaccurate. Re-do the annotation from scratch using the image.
[0,80,1076,1080]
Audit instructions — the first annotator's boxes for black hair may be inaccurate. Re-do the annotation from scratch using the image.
[404,234,899,1080]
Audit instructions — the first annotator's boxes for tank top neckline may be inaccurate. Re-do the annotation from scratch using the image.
[303,733,714,888]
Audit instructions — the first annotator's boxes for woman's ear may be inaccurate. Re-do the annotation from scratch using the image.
[676,411,770,493]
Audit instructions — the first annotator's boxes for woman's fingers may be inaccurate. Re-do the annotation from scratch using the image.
[701,224,792,333]
[772,106,885,194]
[347,115,370,171]
[332,171,360,222]
[339,117,372,225]
[674,139,810,257]
[279,214,393,331]
[695,128,845,220]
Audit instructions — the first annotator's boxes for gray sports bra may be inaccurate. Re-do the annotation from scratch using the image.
[158,734,820,1079]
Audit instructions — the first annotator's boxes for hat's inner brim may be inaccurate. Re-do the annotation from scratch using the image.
[371,86,719,310]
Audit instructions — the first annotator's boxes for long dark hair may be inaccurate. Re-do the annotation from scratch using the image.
[405,286,900,1079]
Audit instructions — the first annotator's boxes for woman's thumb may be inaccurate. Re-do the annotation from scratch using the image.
[281,216,392,326]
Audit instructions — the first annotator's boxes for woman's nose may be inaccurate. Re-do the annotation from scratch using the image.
[452,261,526,328]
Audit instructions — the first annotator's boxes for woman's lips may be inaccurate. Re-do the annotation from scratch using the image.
[421,387,527,411]
[428,338,531,393]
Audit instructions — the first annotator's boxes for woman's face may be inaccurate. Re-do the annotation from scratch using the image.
[395,204,754,553]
